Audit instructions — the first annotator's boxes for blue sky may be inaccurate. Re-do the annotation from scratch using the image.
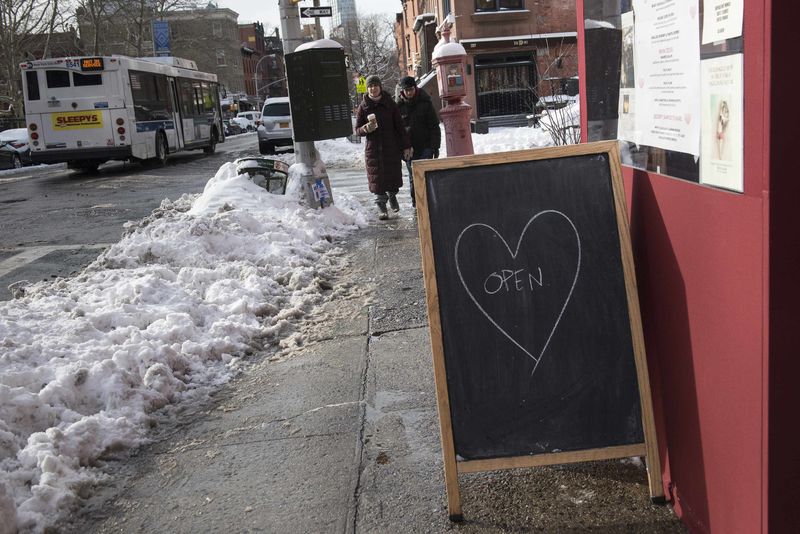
[220,0,402,27]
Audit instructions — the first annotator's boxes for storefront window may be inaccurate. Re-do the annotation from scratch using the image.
[583,0,744,192]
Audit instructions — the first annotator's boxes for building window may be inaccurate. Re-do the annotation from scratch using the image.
[216,50,226,66]
[475,54,536,117]
[443,0,451,15]
[475,0,523,11]
[213,21,222,37]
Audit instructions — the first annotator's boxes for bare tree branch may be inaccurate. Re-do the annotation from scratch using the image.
[0,0,57,116]
[331,13,401,92]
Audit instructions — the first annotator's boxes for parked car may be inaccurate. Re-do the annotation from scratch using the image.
[223,119,244,136]
[0,128,31,170]
[258,97,293,154]
[235,111,261,132]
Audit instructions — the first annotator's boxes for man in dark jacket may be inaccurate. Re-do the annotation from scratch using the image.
[397,75,441,208]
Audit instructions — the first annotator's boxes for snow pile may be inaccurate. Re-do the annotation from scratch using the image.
[538,102,581,131]
[265,137,366,170]
[0,162,367,532]
[469,125,556,155]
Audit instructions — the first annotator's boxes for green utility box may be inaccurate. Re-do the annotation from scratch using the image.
[285,46,353,142]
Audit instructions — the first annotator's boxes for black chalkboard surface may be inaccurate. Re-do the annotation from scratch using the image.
[413,141,662,520]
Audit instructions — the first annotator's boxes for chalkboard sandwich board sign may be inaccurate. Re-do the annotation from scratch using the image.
[412,141,663,520]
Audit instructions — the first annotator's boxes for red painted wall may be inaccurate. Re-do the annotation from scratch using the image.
[575,0,795,532]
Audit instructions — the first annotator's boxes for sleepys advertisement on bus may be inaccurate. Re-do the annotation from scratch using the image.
[51,111,104,130]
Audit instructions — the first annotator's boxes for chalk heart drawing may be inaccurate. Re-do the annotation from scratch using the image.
[638,78,645,89]
[454,210,581,376]
[684,113,692,124]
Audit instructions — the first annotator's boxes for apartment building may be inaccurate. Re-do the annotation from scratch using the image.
[163,7,245,96]
[240,22,266,101]
[396,0,578,123]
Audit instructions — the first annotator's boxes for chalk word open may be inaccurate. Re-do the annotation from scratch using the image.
[484,267,543,294]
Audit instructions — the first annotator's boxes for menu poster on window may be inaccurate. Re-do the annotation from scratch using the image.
[701,0,743,44]
[633,0,701,156]
[700,54,743,192]
[618,11,639,144]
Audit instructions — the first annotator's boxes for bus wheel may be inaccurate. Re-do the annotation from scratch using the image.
[204,130,218,155]
[153,133,168,166]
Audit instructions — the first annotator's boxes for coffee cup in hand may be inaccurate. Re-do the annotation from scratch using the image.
[364,113,378,133]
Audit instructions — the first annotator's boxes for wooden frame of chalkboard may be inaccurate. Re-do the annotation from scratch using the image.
[412,140,663,520]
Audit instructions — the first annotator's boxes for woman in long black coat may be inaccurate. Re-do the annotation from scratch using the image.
[355,75,411,219]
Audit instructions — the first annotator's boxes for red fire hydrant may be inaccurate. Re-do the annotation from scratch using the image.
[432,18,474,157]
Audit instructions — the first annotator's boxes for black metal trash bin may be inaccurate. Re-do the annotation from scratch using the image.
[235,158,289,195]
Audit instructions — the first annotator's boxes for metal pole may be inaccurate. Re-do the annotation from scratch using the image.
[253,54,272,103]
[253,66,259,103]
[278,0,304,55]
[278,0,332,207]
[313,0,323,40]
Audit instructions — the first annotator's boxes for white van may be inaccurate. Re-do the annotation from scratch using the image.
[235,111,261,131]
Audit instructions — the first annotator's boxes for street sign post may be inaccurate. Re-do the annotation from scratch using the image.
[300,6,332,18]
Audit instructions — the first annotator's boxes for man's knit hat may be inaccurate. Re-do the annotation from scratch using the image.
[366,75,382,87]
[399,76,416,90]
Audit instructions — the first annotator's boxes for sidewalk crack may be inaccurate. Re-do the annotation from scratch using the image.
[347,250,375,534]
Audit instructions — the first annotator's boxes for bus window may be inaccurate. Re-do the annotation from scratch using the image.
[193,81,204,115]
[73,72,102,87]
[46,70,70,88]
[130,70,172,121]
[25,71,40,101]
[209,83,220,112]
[177,78,196,118]
[201,82,216,113]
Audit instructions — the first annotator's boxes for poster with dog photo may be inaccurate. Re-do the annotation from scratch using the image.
[700,54,743,192]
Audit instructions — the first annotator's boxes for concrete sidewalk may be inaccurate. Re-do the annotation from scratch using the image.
[65,205,686,534]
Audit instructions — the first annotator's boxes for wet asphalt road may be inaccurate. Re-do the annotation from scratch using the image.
[0,133,264,300]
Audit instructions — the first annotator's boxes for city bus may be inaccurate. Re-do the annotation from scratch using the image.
[20,55,224,171]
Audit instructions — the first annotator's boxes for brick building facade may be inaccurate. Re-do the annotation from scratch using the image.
[396,0,578,122]
[240,22,265,100]
[163,8,245,97]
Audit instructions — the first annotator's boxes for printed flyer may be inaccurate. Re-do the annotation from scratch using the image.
[618,11,639,144]
[702,0,744,44]
[633,0,701,156]
[700,54,743,192]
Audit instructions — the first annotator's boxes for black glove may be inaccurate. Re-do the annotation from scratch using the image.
[432,149,439,159]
